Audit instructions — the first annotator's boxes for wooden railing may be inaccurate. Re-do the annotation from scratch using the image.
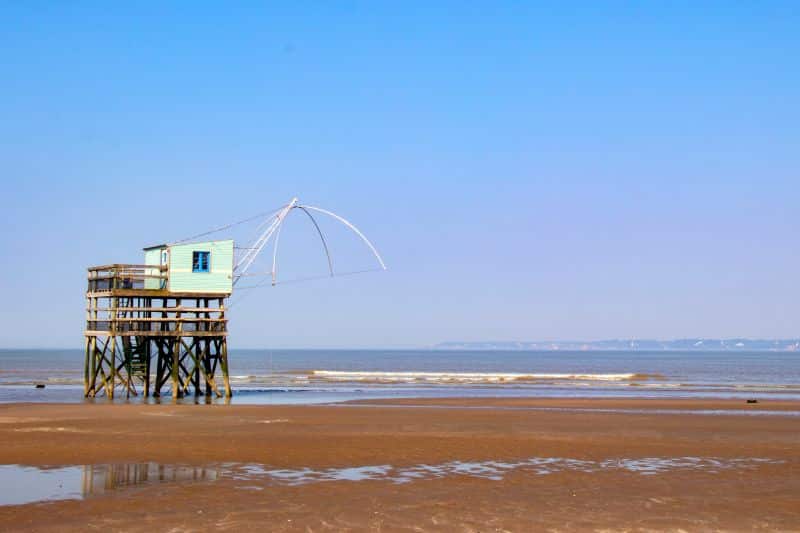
[87,264,168,292]
[85,317,227,334]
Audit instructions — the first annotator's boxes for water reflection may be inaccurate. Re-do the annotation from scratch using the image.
[81,463,219,496]
[0,463,218,506]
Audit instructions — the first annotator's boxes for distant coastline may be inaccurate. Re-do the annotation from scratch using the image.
[434,339,800,351]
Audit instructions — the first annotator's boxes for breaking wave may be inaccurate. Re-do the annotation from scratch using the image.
[308,371,660,384]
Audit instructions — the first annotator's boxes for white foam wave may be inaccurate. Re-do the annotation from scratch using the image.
[310,370,640,384]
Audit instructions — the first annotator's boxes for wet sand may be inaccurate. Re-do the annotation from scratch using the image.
[0,398,798,531]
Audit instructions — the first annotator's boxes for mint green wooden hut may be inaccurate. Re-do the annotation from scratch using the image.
[143,240,234,293]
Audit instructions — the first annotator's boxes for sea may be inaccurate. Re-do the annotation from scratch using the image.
[1,348,798,405]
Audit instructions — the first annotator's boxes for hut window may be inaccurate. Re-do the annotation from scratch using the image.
[192,251,210,273]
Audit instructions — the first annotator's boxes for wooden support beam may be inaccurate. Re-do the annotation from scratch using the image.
[84,288,231,401]
[143,335,151,397]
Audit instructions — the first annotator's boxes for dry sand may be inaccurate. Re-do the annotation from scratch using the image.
[0,397,798,531]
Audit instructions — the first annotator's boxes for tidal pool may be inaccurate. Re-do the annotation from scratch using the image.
[0,456,784,506]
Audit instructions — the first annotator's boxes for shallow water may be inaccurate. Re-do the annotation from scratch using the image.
[0,464,218,506]
[340,403,800,417]
[0,456,784,506]
[223,456,784,485]
[2,348,800,403]
[4,383,800,410]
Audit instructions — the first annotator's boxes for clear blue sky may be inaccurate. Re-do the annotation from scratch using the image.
[1,2,797,348]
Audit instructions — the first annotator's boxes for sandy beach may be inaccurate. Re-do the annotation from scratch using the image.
[0,398,798,531]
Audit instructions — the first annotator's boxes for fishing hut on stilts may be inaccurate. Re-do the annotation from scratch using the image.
[84,197,386,400]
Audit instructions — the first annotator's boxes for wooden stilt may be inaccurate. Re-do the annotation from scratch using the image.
[171,336,180,399]
[143,338,151,397]
[221,339,232,398]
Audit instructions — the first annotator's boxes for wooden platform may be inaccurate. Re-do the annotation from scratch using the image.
[87,289,231,299]
[84,264,232,399]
